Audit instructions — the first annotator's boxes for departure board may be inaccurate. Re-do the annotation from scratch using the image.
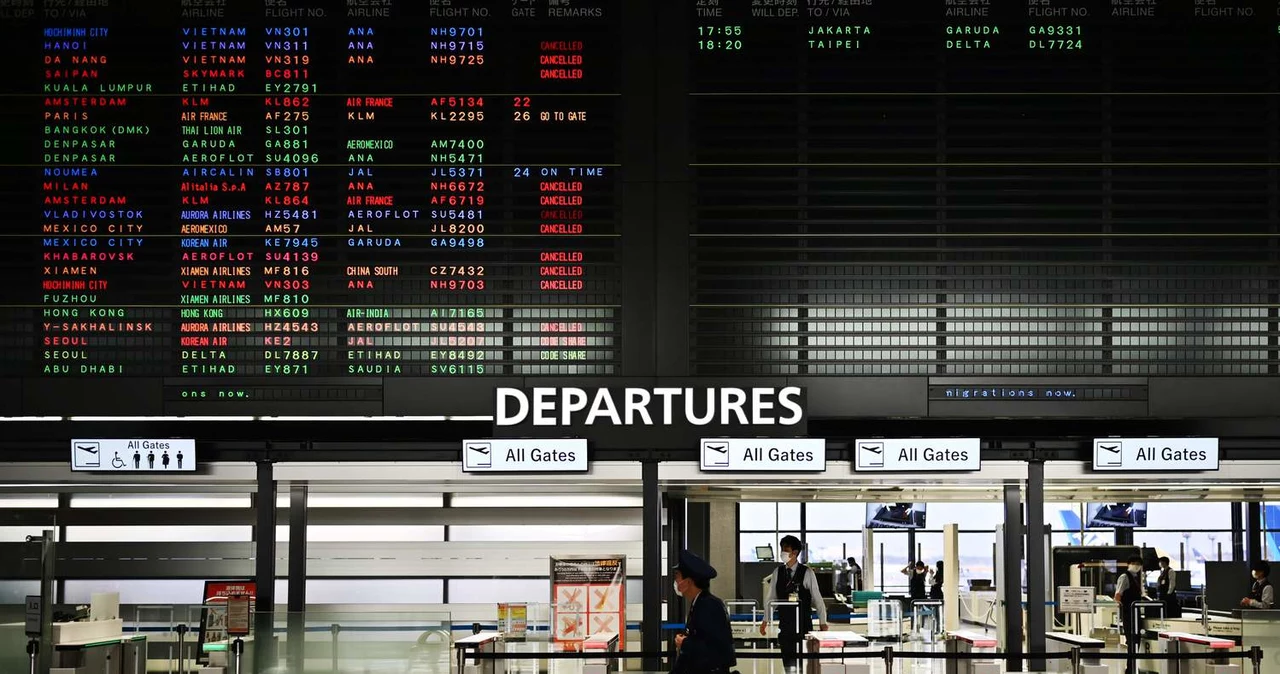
[2,0,1280,418]
[0,0,623,412]
[688,0,1280,376]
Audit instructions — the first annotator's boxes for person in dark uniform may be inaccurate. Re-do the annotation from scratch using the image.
[930,561,944,600]
[1240,560,1274,609]
[1113,555,1147,674]
[1156,557,1172,600]
[1156,557,1182,618]
[671,550,736,674]
[902,560,928,600]
[761,535,828,672]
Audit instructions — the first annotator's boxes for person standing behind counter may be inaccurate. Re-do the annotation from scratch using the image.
[671,549,737,674]
[760,535,828,672]
[1114,555,1147,674]
[1241,560,1274,610]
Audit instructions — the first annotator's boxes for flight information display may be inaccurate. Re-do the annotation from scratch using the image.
[688,0,1280,377]
[0,0,621,411]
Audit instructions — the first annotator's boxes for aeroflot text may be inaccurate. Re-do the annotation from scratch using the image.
[495,387,804,427]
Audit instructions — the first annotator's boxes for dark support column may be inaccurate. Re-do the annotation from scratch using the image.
[665,494,686,665]
[286,484,308,672]
[55,493,69,604]
[39,529,55,674]
[1026,462,1047,672]
[1233,503,1245,561]
[687,501,710,560]
[1003,483,1024,672]
[1247,501,1263,564]
[254,460,277,672]
[907,529,916,565]
[642,461,662,672]
[1115,528,1134,547]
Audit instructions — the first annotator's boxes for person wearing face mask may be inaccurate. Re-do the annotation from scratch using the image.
[760,535,828,672]
[1113,555,1147,673]
[1240,560,1274,610]
[671,550,736,674]
[902,560,928,600]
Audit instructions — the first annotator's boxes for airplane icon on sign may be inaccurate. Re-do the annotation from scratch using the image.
[74,442,100,468]
[466,443,492,468]
[702,441,729,467]
[1095,441,1123,467]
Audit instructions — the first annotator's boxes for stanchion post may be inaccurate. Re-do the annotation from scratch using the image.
[330,623,341,674]
[175,623,188,674]
[1070,646,1081,674]
[230,637,244,674]
[26,637,37,674]
[884,645,895,674]
[1252,645,1263,674]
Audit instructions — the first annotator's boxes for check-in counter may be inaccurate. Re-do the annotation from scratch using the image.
[1239,610,1280,674]
[582,631,620,674]
[945,631,1000,674]
[1045,632,1106,674]
[1159,631,1238,674]
[454,631,502,674]
[49,633,146,674]
[804,631,870,674]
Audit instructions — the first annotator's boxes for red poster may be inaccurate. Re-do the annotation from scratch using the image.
[198,581,257,663]
[551,556,626,649]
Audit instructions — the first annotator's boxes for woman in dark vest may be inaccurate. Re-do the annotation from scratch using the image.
[902,560,927,599]
[1241,560,1274,609]
[930,561,944,600]
[1113,555,1147,674]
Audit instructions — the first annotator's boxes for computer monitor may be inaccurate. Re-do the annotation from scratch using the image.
[755,545,775,562]
[815,570,835,596]
[1086,502,1148,528]
[866,502,927,529]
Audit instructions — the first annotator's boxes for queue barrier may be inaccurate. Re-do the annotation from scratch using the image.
[460,643,1266,674]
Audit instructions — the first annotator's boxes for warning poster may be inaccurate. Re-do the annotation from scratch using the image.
[198,580,257,663]
[550,555,626,649]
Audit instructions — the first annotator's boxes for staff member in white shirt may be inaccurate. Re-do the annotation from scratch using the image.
[760,535,828,672]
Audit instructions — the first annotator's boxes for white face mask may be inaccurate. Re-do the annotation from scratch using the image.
[783,551,795,563]
[673,580,682,594]
[1129,565,1142,574]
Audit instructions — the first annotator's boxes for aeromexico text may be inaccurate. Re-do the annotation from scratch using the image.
[495,386,804,427]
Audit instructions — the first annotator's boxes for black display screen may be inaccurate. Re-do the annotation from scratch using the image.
[688,0,1280,377]
[0,0,623,413]
[0,0,1276,418]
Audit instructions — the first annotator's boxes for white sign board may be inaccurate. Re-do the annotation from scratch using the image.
[71,439,196,472]
[1092,438,1219,472]
[1057,586,1095,614]
[854,438,981,472]
[462,438,588,473]
[699,438,825,472]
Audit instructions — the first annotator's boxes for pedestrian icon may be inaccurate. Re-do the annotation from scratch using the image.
[162,452,170,469]
[176,451,183,470]
[111,453,125,469]
[147,451,155,469]
[133,451,141,470]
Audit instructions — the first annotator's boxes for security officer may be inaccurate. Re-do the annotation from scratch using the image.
[671,550,737,674]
